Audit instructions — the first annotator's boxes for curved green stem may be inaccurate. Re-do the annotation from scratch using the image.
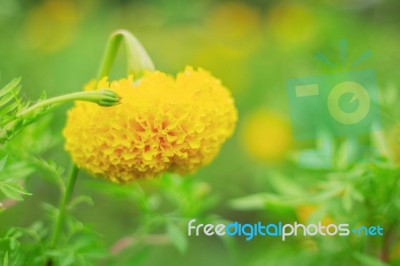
[17,90,120,119]
[97,33,123,79]
[97,30,155,80]
[50,165,79,248]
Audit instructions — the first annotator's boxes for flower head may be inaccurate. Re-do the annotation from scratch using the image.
[63,66,237,183]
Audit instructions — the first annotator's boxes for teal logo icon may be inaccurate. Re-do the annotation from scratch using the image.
[287,43,380,140]
[327,81,370,125]
[287,40,381,140]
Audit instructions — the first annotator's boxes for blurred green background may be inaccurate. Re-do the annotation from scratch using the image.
[1,0,400,265]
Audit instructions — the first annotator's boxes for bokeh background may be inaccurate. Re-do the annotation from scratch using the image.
[1,0,400,265]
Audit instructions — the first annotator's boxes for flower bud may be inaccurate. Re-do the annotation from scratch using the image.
[96,89,121,107]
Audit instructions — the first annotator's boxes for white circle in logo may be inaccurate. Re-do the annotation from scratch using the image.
[327,81,370,125]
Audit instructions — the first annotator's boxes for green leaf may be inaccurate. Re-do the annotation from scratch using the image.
[60,253,74,266]
[342,185,353,212]
[0,161,34,180]
[0,78,21,99]
[208,217,237,254]
[27,157,64,190]
[316,129,334,157]
[166,222,187,254]
[0,86,20,108]
[0,101,18,117]
[229,193,272,210]
[295,150,333,169]
[268,172,305,196]
[307,206,328,224]
[3,252,8,266]
[124,246,151,265]
[0,181,31,201]
[0,156,7,172]
[336,138,358,169]
[353,253,389,266]
[371,127,392,160]
[230,186,344,211]
[68,195,94,210]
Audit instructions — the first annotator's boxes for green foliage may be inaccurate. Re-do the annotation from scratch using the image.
[0,94,222,264]
[1,0,400,264]
[42,203,107,266]
[0,156,33,202]
[230,132,400,265]
[0,78,54,145]
[0,205,107,266]
[0,222,47,266]
[1,73,398,265]
[84,173,221,261]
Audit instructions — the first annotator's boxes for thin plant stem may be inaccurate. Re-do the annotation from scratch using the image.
[97,30,155,80]
[50,164,79,248]
[380,225,394,263]
[17,90,120,119]
[97,33,123,79]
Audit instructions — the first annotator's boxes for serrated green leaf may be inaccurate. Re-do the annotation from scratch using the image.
[68,195,94,210]
[16,222,45,242]
[0,86,20,108]
[0,161,34,181]
[0,78,21,98]
[0,181,31,201]
[39,90,47,100]
[167,222,187,254]
[0,101,18,117]
[28,157,64,190]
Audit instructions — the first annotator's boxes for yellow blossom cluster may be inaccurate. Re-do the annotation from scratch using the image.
[63,66,237,183]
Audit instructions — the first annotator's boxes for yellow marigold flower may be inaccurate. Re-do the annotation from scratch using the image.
[63,66,237,183]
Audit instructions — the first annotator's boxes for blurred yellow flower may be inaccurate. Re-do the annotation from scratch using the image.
[205,2,262,46]
[63,66,237,183]
[387,124,400,163]
[301,239,319,252]
[266,3,317,48]
[24,0,80,53]
[190,2,262,95]
[297,204,334,226]
[191,44,250,96]
[390,242,400,261]
[241,110,292,162]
